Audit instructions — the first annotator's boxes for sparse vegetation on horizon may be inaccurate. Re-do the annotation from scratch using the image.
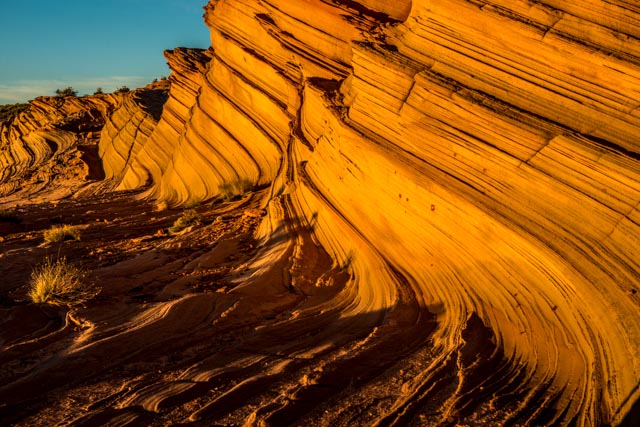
[94,87,103,95]
[114,85,130,94]
[29,257,97,306]
[219,178,253,201]
[44,224,82,243]
[55,87,78,97]
[0,103,29,122]
[169,209,202,233]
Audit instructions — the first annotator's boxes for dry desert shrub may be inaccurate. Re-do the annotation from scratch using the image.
[169,209,202,233]
[29,257,98,306]
[219,178,253,201]
[44,224,81,242]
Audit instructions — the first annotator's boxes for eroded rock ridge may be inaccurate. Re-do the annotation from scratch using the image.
[1,1,640,426]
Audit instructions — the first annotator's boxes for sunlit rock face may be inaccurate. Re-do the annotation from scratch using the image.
[2,0,639,425]
[100,48,210,194]
[0,94,120,201]
[111,0,640,424]
[98,87,168,184]
[0,84,171,203]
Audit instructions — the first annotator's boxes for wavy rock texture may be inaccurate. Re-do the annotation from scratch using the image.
[100,49,209,193]
[0,95,119,202]
[98,86,168,184]
[109,0,640,424]
[2,0,640,426]
[0,85,168,204]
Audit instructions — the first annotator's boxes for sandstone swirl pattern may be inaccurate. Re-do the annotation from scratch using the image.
[0,85,168,202]
[2,0,640,426]
[111,1,640,423]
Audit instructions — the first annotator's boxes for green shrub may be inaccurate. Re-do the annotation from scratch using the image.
[44,224,81,243]
[169,209,202,233]
[219,178,253,201]
[28,257,97,306]
[55,87,78,97]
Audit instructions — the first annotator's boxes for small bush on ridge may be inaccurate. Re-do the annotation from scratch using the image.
[44,224,81,243]
[55,87,78,97]
[169,209,202,233]
[219,178,253,202]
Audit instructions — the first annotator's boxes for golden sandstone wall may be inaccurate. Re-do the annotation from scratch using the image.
[102,0,640,424]
[0,94,121,200]
[2,0,639,424]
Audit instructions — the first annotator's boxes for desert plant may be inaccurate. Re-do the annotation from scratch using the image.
[169,209,202,233]
[219,178,253,201]
[55,87,78,97]
[94,87,103,95]
[114,85,130,93]
[28,257,97,306]
[44,224,81,243]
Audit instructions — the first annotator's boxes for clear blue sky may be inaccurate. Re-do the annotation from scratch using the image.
[0,0,211,104]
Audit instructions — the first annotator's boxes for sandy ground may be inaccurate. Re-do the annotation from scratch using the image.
[3,186,636,426]
[0,189,280,426]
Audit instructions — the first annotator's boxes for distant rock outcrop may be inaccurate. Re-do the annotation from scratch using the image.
[1,0,640,425]
[99,85,170,184]
[0,94,117,201]
[0,82,168,202]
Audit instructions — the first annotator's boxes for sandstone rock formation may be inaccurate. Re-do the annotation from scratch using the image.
[0,82,168,204]
[0,94,114,201]
[1,0,640,426]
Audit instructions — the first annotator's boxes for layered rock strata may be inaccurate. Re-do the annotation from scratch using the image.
[0,84,168,204]
[1,0,639,425]
[111,0,638,424]
[0,94,116,202]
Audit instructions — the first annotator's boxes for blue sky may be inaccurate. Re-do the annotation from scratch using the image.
[0,0,211,104]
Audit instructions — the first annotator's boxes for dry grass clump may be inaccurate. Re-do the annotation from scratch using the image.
[169,209,202,233]
[44,224,81,243]
[219,178,253,201]
[28,257,98,306]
